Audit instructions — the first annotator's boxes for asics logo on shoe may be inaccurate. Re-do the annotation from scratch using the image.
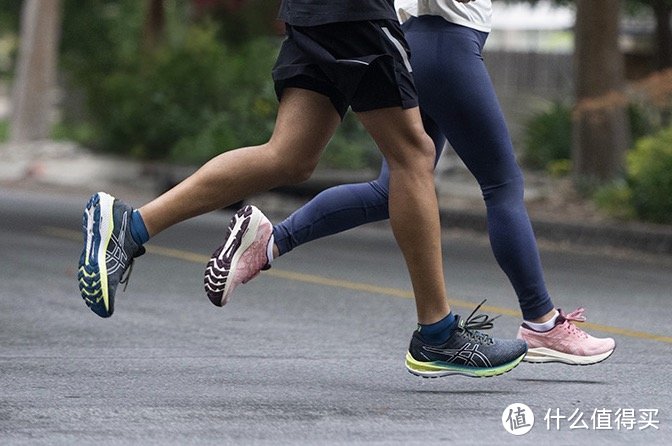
[422,343,493,368]
[106,210,129,275]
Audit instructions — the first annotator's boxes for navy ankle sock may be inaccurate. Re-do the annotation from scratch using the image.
[130,210,150,245]
[417,312,457,345]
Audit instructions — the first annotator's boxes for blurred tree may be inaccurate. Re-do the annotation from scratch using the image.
[10,0,63,142]
[143,0,166,52]
[572,0,630,184]
[504,0,634,183]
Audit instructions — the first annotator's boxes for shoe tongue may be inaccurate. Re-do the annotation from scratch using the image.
[456,316,465,329]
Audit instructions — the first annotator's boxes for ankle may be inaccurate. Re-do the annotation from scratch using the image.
[417,312,457,345]
[524,309,559,332]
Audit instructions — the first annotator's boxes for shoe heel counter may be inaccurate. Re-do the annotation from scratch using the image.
[407,332,425,360]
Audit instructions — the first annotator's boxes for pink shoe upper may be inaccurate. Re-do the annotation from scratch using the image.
[517,308,615,357]
[238,219,272,285]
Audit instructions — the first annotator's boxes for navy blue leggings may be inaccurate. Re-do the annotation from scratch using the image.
[273,16,554,320]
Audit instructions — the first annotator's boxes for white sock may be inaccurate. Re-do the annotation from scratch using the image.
[266,234,275,264]
[524,309,559,332]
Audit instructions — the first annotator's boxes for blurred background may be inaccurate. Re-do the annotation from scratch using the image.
[0,0,671,226]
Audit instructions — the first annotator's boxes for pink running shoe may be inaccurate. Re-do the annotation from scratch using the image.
[204,205,272,307]
[517,308,615,365]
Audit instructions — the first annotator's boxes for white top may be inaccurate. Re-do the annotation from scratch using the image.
[396,0,493,32]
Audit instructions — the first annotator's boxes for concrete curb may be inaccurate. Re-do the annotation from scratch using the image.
[2,147,671,257]
[438,208,672,256]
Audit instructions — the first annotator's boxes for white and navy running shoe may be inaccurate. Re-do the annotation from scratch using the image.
[78,192,145,318]
[204,205,272,307]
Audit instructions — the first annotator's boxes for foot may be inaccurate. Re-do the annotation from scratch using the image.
[78,192,145,318]
[517,308,616,365]
[405,301,528,378]
[204,205,272,307]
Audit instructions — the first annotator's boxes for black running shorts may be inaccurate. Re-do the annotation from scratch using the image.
[272,19,419,118]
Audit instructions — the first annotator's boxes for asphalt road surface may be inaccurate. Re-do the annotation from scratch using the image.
[1,186,670,445]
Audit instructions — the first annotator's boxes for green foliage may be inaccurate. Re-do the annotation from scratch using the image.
[594,181,636,220]
[522,101,572,171]
[546,158,572,177]
[596,126,672,223]
[62,7,280,161]
[107,26,271,159]
[522,101,662,174]
[0,0,20,79]
[320,112,379,170]
[205,0,281,45]
[51,121,97,144]
[56,0,376,169]
[60,0,145,79]
[628,102,660,142]
[0,0,21,34]
[626,126,672,223]
[0,119,8,142]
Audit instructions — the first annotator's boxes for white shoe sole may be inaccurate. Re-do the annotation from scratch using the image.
[205,206,266,306]
[523,346,615,365]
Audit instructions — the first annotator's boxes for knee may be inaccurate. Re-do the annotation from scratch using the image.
[287,161,318,184]
[482,174,525,205]
[273,151,320,184]
[384,133,436,174]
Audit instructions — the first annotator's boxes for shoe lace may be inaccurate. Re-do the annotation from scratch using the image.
[458,299,500,344]
[120,260,135,292]
[120,246,145,292]
[559,307,589,338]
[561,307,587,322]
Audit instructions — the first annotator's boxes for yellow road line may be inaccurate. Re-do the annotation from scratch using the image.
[48,226,672,344]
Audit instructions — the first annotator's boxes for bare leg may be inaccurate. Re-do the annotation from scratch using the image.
[139,89,341,236]
[356,107,450,324]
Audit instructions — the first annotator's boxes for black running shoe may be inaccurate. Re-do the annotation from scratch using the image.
[78,192,145,318]
[405,301,528,378]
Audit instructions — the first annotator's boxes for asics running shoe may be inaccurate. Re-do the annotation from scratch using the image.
[406,301,528,378]
[517,307,616,365]
[78,192,145,318]
[204,205,272,307]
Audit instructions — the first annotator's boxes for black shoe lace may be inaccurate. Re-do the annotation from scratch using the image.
[458,299,500,345]
[120,246,145,292]
[120,260,135,292]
